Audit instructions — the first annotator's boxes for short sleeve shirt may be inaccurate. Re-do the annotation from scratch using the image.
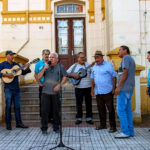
[117,55,135,91]
[91,61,117,95]
[42,64,67,95]
[34,59,46,84]
[67,62,91,88]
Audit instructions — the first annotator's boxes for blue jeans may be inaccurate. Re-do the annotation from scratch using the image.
[117,90,134,136]
[4,88,22,125]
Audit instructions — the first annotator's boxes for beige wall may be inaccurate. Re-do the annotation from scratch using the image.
[0,0,107,80]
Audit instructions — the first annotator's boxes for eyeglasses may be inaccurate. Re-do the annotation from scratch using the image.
[79,57,86,59]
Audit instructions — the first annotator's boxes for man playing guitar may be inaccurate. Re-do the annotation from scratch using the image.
[0,50,31,130]
[67,52,93,125]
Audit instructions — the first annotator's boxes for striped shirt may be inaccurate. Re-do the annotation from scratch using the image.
[91,61,117,95]
[67,62,91,88]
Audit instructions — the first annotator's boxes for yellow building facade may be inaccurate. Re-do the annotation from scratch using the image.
[0,0,150,122]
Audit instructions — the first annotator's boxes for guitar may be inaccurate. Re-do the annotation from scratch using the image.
[1,58,40,83]
[68,64,93,86]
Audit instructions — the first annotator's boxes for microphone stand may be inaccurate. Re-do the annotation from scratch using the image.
[49,63,74,150]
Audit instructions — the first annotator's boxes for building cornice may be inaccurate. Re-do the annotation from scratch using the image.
[1,0,95,24]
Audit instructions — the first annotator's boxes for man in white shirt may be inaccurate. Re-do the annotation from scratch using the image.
[67,52,93,125]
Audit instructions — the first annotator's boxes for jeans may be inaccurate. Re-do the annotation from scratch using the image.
[117,90,134,136]
[4,88,22,125]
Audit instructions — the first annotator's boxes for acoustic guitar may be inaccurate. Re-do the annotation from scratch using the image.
[68,64,92,86]
[1,58,40,83]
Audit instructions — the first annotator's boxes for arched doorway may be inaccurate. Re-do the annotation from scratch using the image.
[55,3,86,68]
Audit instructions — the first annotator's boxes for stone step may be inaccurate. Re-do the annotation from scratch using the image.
[12,104,98,112]
[20,98,97,105]
[12,111,99,121]
[20,92,76,99]
[20,83,75,93]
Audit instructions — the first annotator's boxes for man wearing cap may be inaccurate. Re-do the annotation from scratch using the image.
[115,46,135,138]
[0,50,31,130]
[91,50,117,133]
[67,52,93,125]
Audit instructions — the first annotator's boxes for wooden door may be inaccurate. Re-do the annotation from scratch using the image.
[55,18,86,69]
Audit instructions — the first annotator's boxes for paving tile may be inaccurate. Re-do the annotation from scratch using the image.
[0,127,150,150]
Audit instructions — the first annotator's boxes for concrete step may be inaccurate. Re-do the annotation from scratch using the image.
[12,103,98,112]
[20,92,76,99]
[12,111,99,121]
[20,98,97,105]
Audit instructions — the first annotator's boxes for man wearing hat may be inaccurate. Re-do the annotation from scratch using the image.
[91,50,117,133]
[0,50,31,130]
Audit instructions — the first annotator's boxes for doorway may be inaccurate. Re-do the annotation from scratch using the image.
[55,18,86,69]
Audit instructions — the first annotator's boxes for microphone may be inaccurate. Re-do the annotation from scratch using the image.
[48,61,51,66]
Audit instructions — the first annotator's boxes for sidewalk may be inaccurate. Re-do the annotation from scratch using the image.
[0,127,150,150]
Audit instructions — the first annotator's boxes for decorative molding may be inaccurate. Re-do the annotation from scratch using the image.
[1,0,52,24]
[3,0,8,12]
[88,0,95,23]
[101,0,105,21]
[1,11,52,24]
[1,0,92,24]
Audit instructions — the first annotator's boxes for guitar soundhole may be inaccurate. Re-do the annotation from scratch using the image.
[12,70,17,74]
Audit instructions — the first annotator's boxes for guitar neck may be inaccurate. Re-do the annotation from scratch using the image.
[15,62,30,72]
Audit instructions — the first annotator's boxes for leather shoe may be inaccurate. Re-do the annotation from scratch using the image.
[42,130,48,135]
[16,124,29,128]
[86,120,94,125]
[109,127,117,133]
[53,129,60,133]
[75,120,82,125]
[96,125,107,130]
[6,124,12,130]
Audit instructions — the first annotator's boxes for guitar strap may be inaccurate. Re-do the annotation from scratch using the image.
[70,63,77,73]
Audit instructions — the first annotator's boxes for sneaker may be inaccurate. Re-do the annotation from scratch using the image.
[42,130,48,135]
[6,124,12,130]
[95,125,107,130]
[115,132,130,138]
[86,120,94,125]
[75,120,82,125]
[109,127,117,133]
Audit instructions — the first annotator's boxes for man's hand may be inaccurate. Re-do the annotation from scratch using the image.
[112,89,115,94]
[73,74,80,79]
[43,64,49,70]
[3,73,14,79]
[54,84,61,92]
[91,89,95,97]
[146,87,149,95]
[26,64,30,70]
[115,87,120,95]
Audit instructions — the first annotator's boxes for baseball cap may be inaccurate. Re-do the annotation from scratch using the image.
[5,50,16,56]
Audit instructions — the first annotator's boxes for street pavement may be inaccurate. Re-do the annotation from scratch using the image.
[0,127,150,150]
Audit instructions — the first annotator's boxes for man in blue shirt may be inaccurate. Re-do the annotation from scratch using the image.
[115,46,135,138]
[91,51,117,133]
[34,49,50,118]
[0,50,31,130]
[146,51,150,132]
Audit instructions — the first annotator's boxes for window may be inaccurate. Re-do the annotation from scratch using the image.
[57,4,83,13]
